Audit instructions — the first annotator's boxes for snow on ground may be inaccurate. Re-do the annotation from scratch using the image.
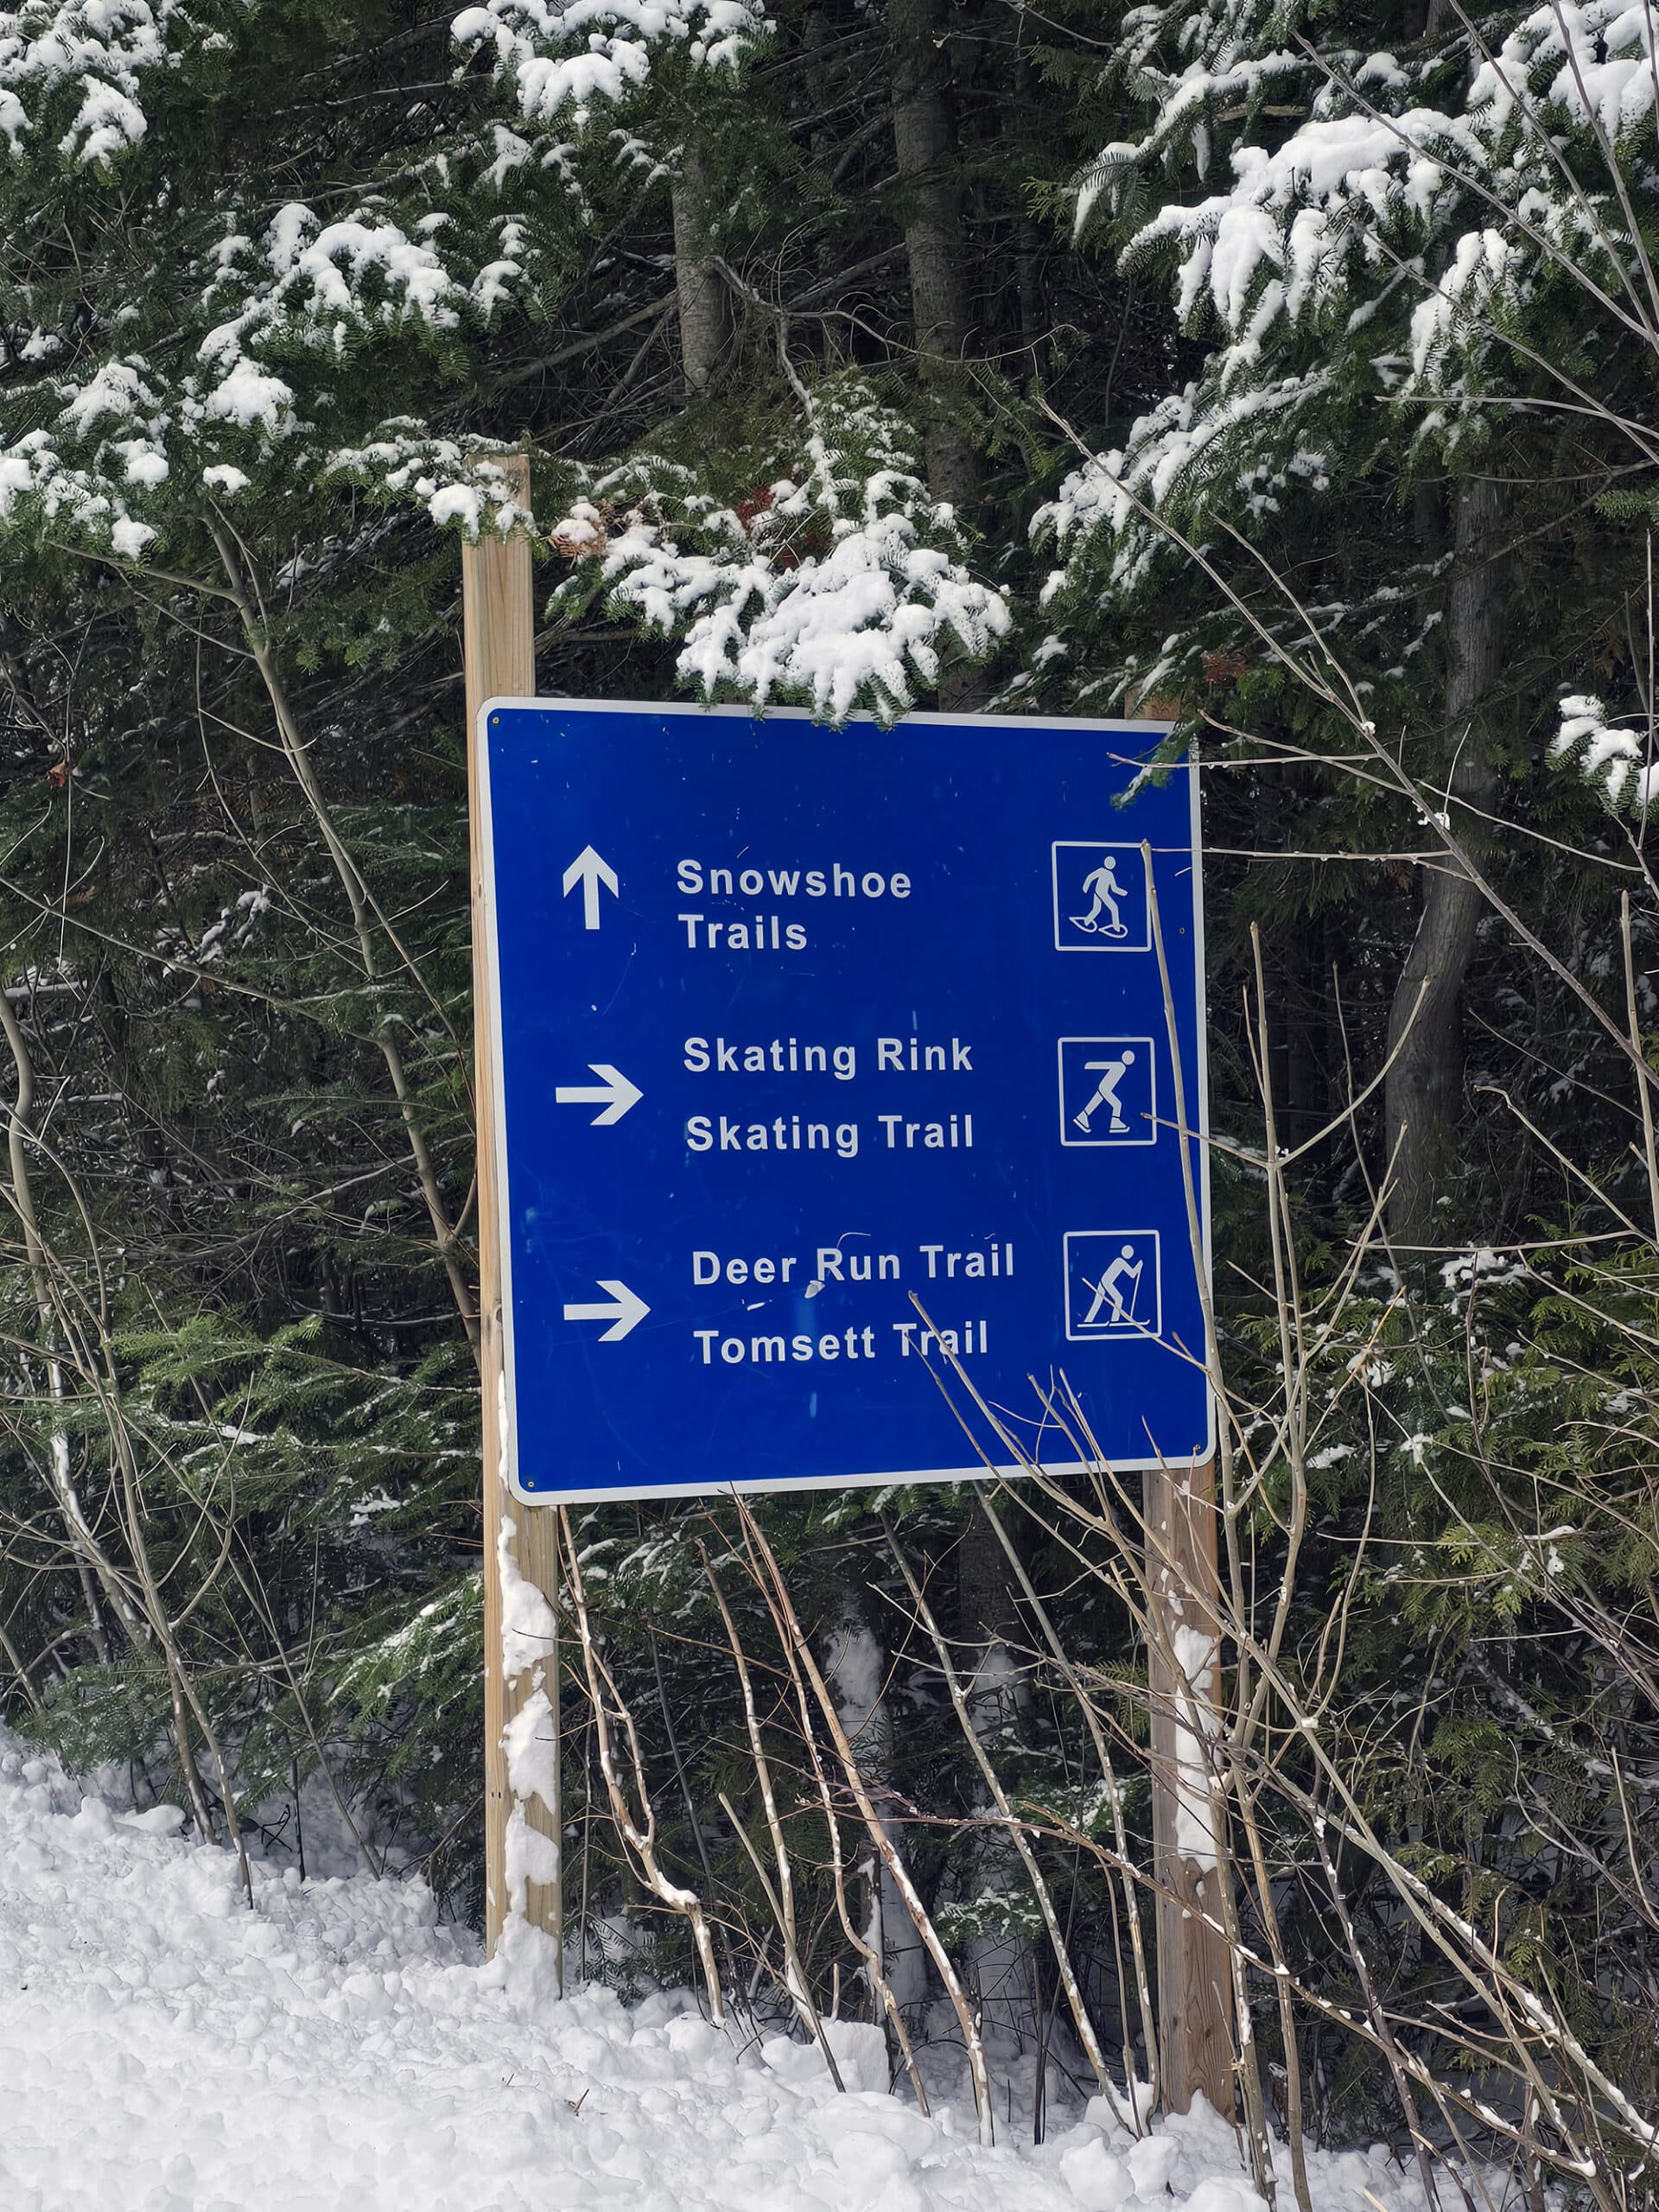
[0,1737,1433,2212]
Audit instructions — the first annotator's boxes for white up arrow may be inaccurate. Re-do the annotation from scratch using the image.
[562,844,619,931]
[555,1063,644,1127]
[563,1279,650,1342]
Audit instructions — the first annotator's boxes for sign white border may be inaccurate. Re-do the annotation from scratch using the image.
[476,699,1214,1504]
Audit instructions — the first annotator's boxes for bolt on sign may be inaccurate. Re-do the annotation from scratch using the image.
[477,700,1211,1503]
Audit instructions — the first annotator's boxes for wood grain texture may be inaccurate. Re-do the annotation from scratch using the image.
[462,458,563,1964]
[1144,1457,1235,2115]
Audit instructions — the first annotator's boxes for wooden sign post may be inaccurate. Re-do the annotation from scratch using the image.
[1145,1455,1235,2114]
[462,455,563,1968]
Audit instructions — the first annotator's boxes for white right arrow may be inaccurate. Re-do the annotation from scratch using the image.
[563,1279,650,1342]
[562,844,619,931]
[555,1063,644,1126]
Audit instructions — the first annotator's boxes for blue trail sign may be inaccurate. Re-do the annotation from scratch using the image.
[479,701,1211,1504]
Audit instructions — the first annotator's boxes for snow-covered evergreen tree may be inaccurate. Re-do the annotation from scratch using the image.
[1036,1,1659,1243]
[2,3,1657,2177]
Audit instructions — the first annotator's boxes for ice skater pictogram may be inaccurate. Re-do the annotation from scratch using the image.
[1075,1049,1135,1134]
[1057,1037,1156,1148]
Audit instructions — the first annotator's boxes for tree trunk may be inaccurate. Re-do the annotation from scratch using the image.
[672,139,730,397]
[954,1503,1040,2054]
[888,0,977,520]
[958,1504,1023,1739]
[1383,474,1508,1251]
[823,1592,930,2016]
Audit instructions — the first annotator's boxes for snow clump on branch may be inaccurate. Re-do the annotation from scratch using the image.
[1090,0,1659,366]
[0,191,540,556]
[1552,693,1659,814]
[0,0,198,167]
[1042,0,1659,601]
[550,380,1008,722]
[452,0,766,125]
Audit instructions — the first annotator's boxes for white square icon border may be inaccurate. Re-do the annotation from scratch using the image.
[1064,1230,1163,1344]
[1052,841,1150,952]
[1058,1037,1157,1148]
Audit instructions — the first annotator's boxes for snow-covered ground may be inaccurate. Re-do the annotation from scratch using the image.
[0,1737,1433,2212]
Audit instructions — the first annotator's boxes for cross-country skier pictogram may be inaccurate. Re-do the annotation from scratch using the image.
[1083,1243,1144,1328]
[1064,1230,1163,1341]
[1070,852,1130,938]
[1073,1048,1135,1135]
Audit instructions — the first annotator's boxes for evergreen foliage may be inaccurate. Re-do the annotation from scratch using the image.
[2,0,1658,2186]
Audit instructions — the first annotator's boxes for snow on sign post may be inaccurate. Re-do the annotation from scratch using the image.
[478,699,1211,1504]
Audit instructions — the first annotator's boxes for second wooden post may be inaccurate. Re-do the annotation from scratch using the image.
[1145,1456,1234,2113]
